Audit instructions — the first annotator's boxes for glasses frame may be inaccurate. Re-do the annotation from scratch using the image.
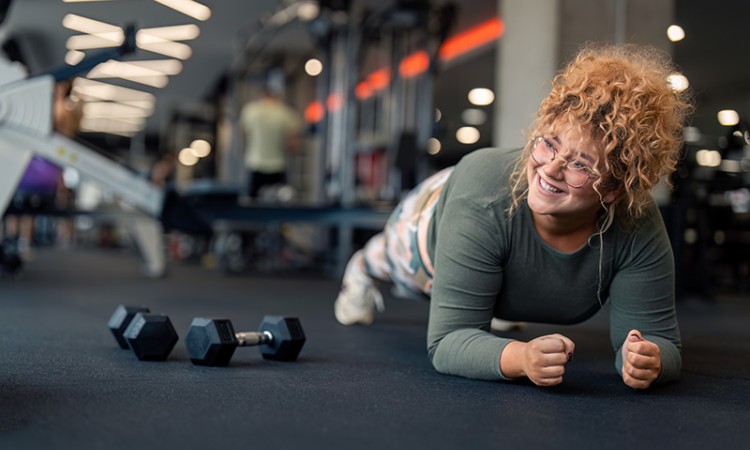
[530,136,596,189]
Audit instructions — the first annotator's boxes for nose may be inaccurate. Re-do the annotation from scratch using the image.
[541,157,566,179]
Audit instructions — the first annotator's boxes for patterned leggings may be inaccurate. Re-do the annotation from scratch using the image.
[361,167,455,297]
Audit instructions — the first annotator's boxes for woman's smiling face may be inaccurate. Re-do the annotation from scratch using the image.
[525,126,610,222]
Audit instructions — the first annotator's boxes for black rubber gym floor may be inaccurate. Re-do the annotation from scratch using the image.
[1,247,749,449]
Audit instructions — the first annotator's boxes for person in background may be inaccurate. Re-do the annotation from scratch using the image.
[239,86,302,199]
[54,78,83,137]
[2,78,82,255]
[149,152,177,189]
[334,43,693,390]
[51,78,82,248]
[3,156,64,257]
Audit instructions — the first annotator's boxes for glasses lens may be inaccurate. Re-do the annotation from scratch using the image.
[532,137,592,188]
[564,167,589,188]
[531,137,553,164]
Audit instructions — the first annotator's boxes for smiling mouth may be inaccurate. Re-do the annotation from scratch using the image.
[538,176,564,194]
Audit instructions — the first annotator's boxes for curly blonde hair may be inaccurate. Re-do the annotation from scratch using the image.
[509,43,693,229]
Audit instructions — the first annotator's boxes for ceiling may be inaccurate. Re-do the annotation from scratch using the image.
[0,0,748,159]
[1,0,290,137]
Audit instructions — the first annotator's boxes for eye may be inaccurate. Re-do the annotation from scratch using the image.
[569,156,592,172]
[542,138,556,152]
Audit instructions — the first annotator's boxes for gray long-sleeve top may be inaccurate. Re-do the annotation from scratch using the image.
[425,147,681,383]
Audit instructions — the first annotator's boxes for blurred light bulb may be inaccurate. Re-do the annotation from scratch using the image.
[190,139,211,157]
[468,88,494,106]
[456,127,480,144]
[717,110,740,126]
[461,108,486,126]
[305,58,323,76]
[667,73,689,92]
[179,147,198,166]
[427,138,441,155]
[667,25,685,42]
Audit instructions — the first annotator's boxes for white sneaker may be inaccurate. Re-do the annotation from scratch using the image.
[16,238,33,262]
[490,318,527,332]
[334,251,384,325]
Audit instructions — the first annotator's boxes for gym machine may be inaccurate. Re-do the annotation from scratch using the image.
[0,26,390,278]
[0,26,171,277]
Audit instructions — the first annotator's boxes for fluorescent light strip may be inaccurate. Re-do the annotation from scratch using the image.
[84,102,152,119]
[126,60,183,75]
[139,25,200,41]
[136,39,192,59]
[63,14,121,34]
[119,100,157,112]
[86,116,146,127]
[65,50,86,65]
[79,117,143,136]
[88,60,180,78]
[73,79,156,103]
[67,33,124,50]
[153,0,211,21]
[87,70,170,88]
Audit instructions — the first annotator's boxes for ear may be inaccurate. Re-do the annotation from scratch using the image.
[603,185,622,204]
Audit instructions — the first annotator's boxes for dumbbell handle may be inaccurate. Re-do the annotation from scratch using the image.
[235,331,273,346]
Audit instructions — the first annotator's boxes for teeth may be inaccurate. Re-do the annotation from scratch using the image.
[539,177,563,194]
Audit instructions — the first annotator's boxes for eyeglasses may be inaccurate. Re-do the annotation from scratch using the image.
[530,136,596,188]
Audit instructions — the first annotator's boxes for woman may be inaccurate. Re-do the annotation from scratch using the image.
[334,43,693,389]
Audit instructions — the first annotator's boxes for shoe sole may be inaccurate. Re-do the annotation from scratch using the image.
[334,302,374,326]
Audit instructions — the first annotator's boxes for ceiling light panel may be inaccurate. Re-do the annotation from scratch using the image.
[79,117,144,136]
[65,50,86,65]
[84,101,153,118]
[73,79,156,103]
[135,39,193,60]
[139,25,200,41]
[125,60,183,75]
[88,60,180,78]
[153,0,212,21]
[66,33,124,50]
[87,70,170,88]
[63,14,121,34]
[61,1,208,135]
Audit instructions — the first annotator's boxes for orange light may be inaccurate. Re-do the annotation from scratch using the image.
[355,81,373,100]
[354,18,503,103]
[327,92,344,111]
[399,50,430,78]
[367,68,391,91]
[304,101,325,123]
[438,17,504,62]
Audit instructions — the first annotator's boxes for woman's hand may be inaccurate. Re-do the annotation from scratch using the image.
[501,334,575,387]
[621,329,661,389]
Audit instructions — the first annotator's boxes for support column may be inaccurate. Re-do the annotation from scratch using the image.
[494,0,674,150]
[494,0,560,150]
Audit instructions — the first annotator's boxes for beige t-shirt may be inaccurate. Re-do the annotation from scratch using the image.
[240,98,302,173]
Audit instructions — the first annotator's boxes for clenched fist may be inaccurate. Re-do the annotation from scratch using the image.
[501,334,575,387]
[621,329,662,389]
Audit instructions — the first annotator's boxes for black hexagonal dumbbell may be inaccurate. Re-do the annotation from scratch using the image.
[185,315,305,366]
[108,305,150,348]
[107,305,178,361]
